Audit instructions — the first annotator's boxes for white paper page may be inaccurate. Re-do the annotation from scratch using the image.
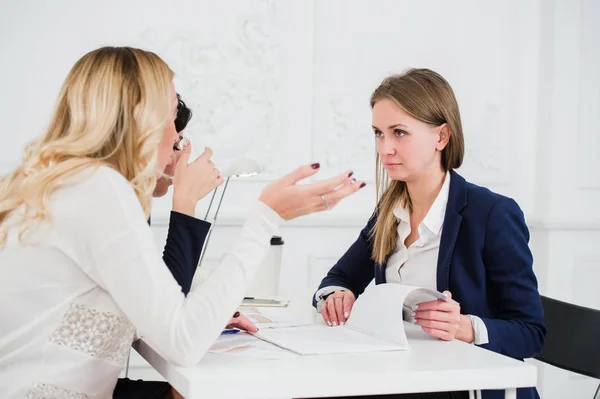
[400,286,458,322]
[253,324,407,355]
[345,284,416,345]
[403,288,446,310]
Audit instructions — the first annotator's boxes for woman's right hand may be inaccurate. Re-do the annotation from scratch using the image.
[321,290,356,326]
[259,163,365,221]
[172,143,223,217]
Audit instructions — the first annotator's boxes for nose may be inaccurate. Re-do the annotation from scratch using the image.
[377,136,396,156]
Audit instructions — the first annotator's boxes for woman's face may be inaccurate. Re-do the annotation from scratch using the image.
[156,83,179,177]
[372,98,448,182]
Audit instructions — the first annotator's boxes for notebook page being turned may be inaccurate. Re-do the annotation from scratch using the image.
[345,284,416,347]
[252,284,414,354]
[400,285,458,323]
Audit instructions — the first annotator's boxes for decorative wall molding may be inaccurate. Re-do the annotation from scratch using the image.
[462,101,508,183]
[149,212,372,228]
[316,95,376,183]
[527,219,600,231]
[136,0,285,181]
[150,214,600,231]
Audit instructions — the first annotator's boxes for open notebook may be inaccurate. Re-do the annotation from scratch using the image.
[251,284,455,355]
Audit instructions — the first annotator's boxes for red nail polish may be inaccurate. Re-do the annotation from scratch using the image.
[233,311,240,318]
[359,182,366,189]
[311,163,320,169]
[348,171,354,178]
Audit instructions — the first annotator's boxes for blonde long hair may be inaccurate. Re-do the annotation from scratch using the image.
[370,68,465,264]
[0,46,174,246]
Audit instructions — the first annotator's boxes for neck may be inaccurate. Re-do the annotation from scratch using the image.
[406,167,446,215]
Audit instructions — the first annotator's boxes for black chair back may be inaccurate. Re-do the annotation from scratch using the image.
[535,295,600,380]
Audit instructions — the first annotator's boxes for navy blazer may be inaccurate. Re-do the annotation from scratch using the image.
[313,170,545,399]
[150,211,210,295]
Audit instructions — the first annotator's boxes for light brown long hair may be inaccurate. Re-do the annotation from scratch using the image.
[370,68,464,264]
[0,46,174,246]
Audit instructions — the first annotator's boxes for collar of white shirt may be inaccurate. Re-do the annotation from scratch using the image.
[391,171,451,236]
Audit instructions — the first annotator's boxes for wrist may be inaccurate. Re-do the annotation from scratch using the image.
[456,314,475,343]
[172,197,196,217]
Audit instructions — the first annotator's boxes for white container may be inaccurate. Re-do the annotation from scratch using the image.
[245,236,284,299]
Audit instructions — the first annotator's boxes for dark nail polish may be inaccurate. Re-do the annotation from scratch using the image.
[348,171,354,178]
[233,311,240,318]
[311,163,320,169]
[360,182,366,189]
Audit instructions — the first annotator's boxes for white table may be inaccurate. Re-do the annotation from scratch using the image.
[134,301,537,399]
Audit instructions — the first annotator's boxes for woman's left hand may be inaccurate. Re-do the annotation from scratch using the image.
[225,311,258,333]
[413,291,474,343]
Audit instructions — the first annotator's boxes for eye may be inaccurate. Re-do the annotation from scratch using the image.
[373,129,383,138]
[394,129,407,137]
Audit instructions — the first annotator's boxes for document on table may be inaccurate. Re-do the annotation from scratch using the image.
[209,332,297,360]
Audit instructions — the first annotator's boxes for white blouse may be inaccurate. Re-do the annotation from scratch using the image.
[384,171,451,288]
[0,166,283,399]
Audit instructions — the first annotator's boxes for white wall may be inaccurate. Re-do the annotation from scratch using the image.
[1,0,599,397]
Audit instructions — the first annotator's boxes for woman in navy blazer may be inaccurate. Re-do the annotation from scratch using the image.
[313,69,545,399]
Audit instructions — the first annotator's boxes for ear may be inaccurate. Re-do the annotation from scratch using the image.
[436,124,451,151]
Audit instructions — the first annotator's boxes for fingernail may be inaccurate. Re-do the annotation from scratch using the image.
[233,311,240,318]
[333,321,337,326]
[348,171,354,177]
[340,322,345,326]
[359,182,366,189]
[411,312,416,317]
[311,163,320,169]
[327,321,332,326]
[414,304,419,310]
[351,178,356,184]
[344,312,349,318]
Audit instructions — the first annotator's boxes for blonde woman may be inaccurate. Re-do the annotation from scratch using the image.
[0,46,365,399]
[313,69,545,399]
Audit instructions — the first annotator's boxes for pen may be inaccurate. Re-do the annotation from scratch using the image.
[221,329,240,335]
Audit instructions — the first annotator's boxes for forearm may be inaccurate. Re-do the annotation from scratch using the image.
[93,201,284,367]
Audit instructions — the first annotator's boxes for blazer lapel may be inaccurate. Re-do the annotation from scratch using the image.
[436,170,467,291]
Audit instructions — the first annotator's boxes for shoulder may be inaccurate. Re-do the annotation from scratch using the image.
[456,177,525,232]
[83,165,136,195]
[49,165,151,257]
[63,165,138,204]
[461,178,523,217]
[52,164,145,226]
